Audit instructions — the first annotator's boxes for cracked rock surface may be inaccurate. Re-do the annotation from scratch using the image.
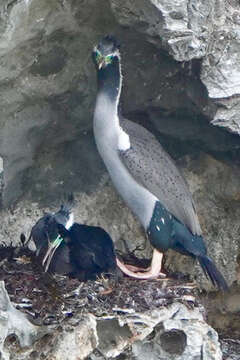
[111,0,240,134]
[4,303,222,360]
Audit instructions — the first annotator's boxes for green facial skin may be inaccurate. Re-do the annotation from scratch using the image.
[51,234,63,248]
[95,49,102,64]
[95,49,113,66]
[105,54,113,64]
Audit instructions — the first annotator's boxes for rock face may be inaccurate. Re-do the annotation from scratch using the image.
[0,0,239,207]
[111,0,219,62]
[165,153,240,290]
[111,0,240,135]
[0,281,44,360]
[200,0,240,135]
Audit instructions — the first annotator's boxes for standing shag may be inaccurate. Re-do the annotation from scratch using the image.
[92,35,228,290]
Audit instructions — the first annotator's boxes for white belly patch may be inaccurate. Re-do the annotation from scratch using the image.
[118,127,131,151]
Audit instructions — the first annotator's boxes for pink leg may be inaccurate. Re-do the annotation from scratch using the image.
[125,264,151,273]
[116,249,166,280]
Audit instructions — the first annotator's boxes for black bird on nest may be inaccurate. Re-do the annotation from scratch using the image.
[23,194,75,274]
[57,222,117,280]
[23,194,117,280]
[92,35,228,290]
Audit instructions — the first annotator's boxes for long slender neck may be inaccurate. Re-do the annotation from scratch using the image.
[94,56,123,145]
[97,56,122,108]
[93,53,156,229]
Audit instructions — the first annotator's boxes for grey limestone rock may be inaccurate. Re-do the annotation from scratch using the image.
[110,0,240,136]
[200,1,240,135]
[0,0,239,207]
[71,303,222,360]
[0,281,43,360]
[5,300,222,360]
[52,315,98,360]
[110,0,224,62]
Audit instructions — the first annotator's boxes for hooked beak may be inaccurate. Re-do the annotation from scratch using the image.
[98,59,106,70]
[42,235,63,272]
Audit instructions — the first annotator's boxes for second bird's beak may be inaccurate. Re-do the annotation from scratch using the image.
[98,59,106,70]
[42,235,63,272]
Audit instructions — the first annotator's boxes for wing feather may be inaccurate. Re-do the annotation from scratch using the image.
[119,117,202,235]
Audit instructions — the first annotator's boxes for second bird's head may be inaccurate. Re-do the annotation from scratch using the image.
[92,35,120,70]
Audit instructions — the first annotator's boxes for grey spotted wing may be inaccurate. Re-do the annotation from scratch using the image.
[119,118,202,236]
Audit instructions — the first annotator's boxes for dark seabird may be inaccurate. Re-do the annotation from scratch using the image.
[24,194,75,274]
[92,35,228,290]
[57,222,117,280]
[24,194,117,280]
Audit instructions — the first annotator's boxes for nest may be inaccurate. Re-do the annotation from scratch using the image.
[0,243,200,327]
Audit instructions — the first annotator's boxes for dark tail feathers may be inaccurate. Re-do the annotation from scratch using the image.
[198,255,228,291]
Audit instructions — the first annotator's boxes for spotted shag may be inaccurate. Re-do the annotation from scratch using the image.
[23,194,75,274]
[92,35,228,290]
[25,194,117,280]
[57,222,117,280]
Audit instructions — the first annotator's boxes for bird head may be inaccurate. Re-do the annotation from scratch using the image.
[41,222,67,273]
[92,35,120,70]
